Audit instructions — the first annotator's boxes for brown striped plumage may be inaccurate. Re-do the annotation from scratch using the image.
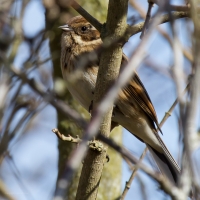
[60,16,180,184]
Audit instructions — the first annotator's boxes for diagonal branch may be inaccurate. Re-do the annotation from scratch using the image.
[128,11,189,37]
[70,1,102,31]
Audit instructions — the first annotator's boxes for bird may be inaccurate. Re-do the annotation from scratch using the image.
[59,15,181,184]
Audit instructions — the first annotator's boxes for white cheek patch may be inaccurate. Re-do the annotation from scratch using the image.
[73,34,85,44]
[72,34,101,46]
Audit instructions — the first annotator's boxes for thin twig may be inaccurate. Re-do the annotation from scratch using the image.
[52,129,105,152]
[120,147,148,199]
[52,128,82,143]
[140,2,154,39]
[149,0,191,11]
[128,11,189,37]
[170,5,190,11]
[70,0,102,31]
[159,83,190,127]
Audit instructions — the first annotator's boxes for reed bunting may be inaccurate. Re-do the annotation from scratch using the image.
[59,16,180,184]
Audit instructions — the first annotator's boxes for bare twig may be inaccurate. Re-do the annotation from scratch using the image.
[149,0,190,11]
[121,147,148,200]
[128,11,189,37]
[71,0,189,38]
[169,5,190,11]
[140,2,154,39]
[144,59,172,78]
[170,16,186,107]
[52,128,105,152]
[70,0,102,31]
[52,128,82,143]
[159,84,190,128]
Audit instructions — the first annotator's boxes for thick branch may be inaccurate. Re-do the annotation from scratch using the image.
[128,11,189,37]
[75,1,129,200]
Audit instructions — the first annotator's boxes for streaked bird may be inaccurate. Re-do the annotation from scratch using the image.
[59,16,180,184]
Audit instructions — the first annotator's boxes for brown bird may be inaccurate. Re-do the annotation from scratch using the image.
[59,16,181,184]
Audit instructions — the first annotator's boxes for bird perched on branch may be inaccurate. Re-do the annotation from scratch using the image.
[59,15,180,184]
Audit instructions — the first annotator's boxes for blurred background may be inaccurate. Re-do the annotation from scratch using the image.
[0,0,198,200]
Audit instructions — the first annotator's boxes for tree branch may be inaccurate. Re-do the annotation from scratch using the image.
[70,1,102,31]
[120,147,148,200]
[128,11,189,37]
[75,1,129,199]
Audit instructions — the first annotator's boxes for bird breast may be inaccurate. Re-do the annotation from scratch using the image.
[67,68,97,110]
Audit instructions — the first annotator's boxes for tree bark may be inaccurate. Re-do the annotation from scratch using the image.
[75,1,128,199]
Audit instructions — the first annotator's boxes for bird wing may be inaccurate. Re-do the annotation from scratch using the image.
[121,54,161,131]
[120,54,181,177]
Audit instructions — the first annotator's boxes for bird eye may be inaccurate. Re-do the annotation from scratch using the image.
[81,26,87,32]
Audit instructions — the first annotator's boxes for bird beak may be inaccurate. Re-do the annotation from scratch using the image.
[58,24,73,31]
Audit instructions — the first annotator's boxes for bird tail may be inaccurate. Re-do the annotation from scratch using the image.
[147,145,180,184]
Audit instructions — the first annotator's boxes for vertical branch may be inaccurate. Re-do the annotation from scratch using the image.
[75,1,129,200]
[179,1,200,198]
